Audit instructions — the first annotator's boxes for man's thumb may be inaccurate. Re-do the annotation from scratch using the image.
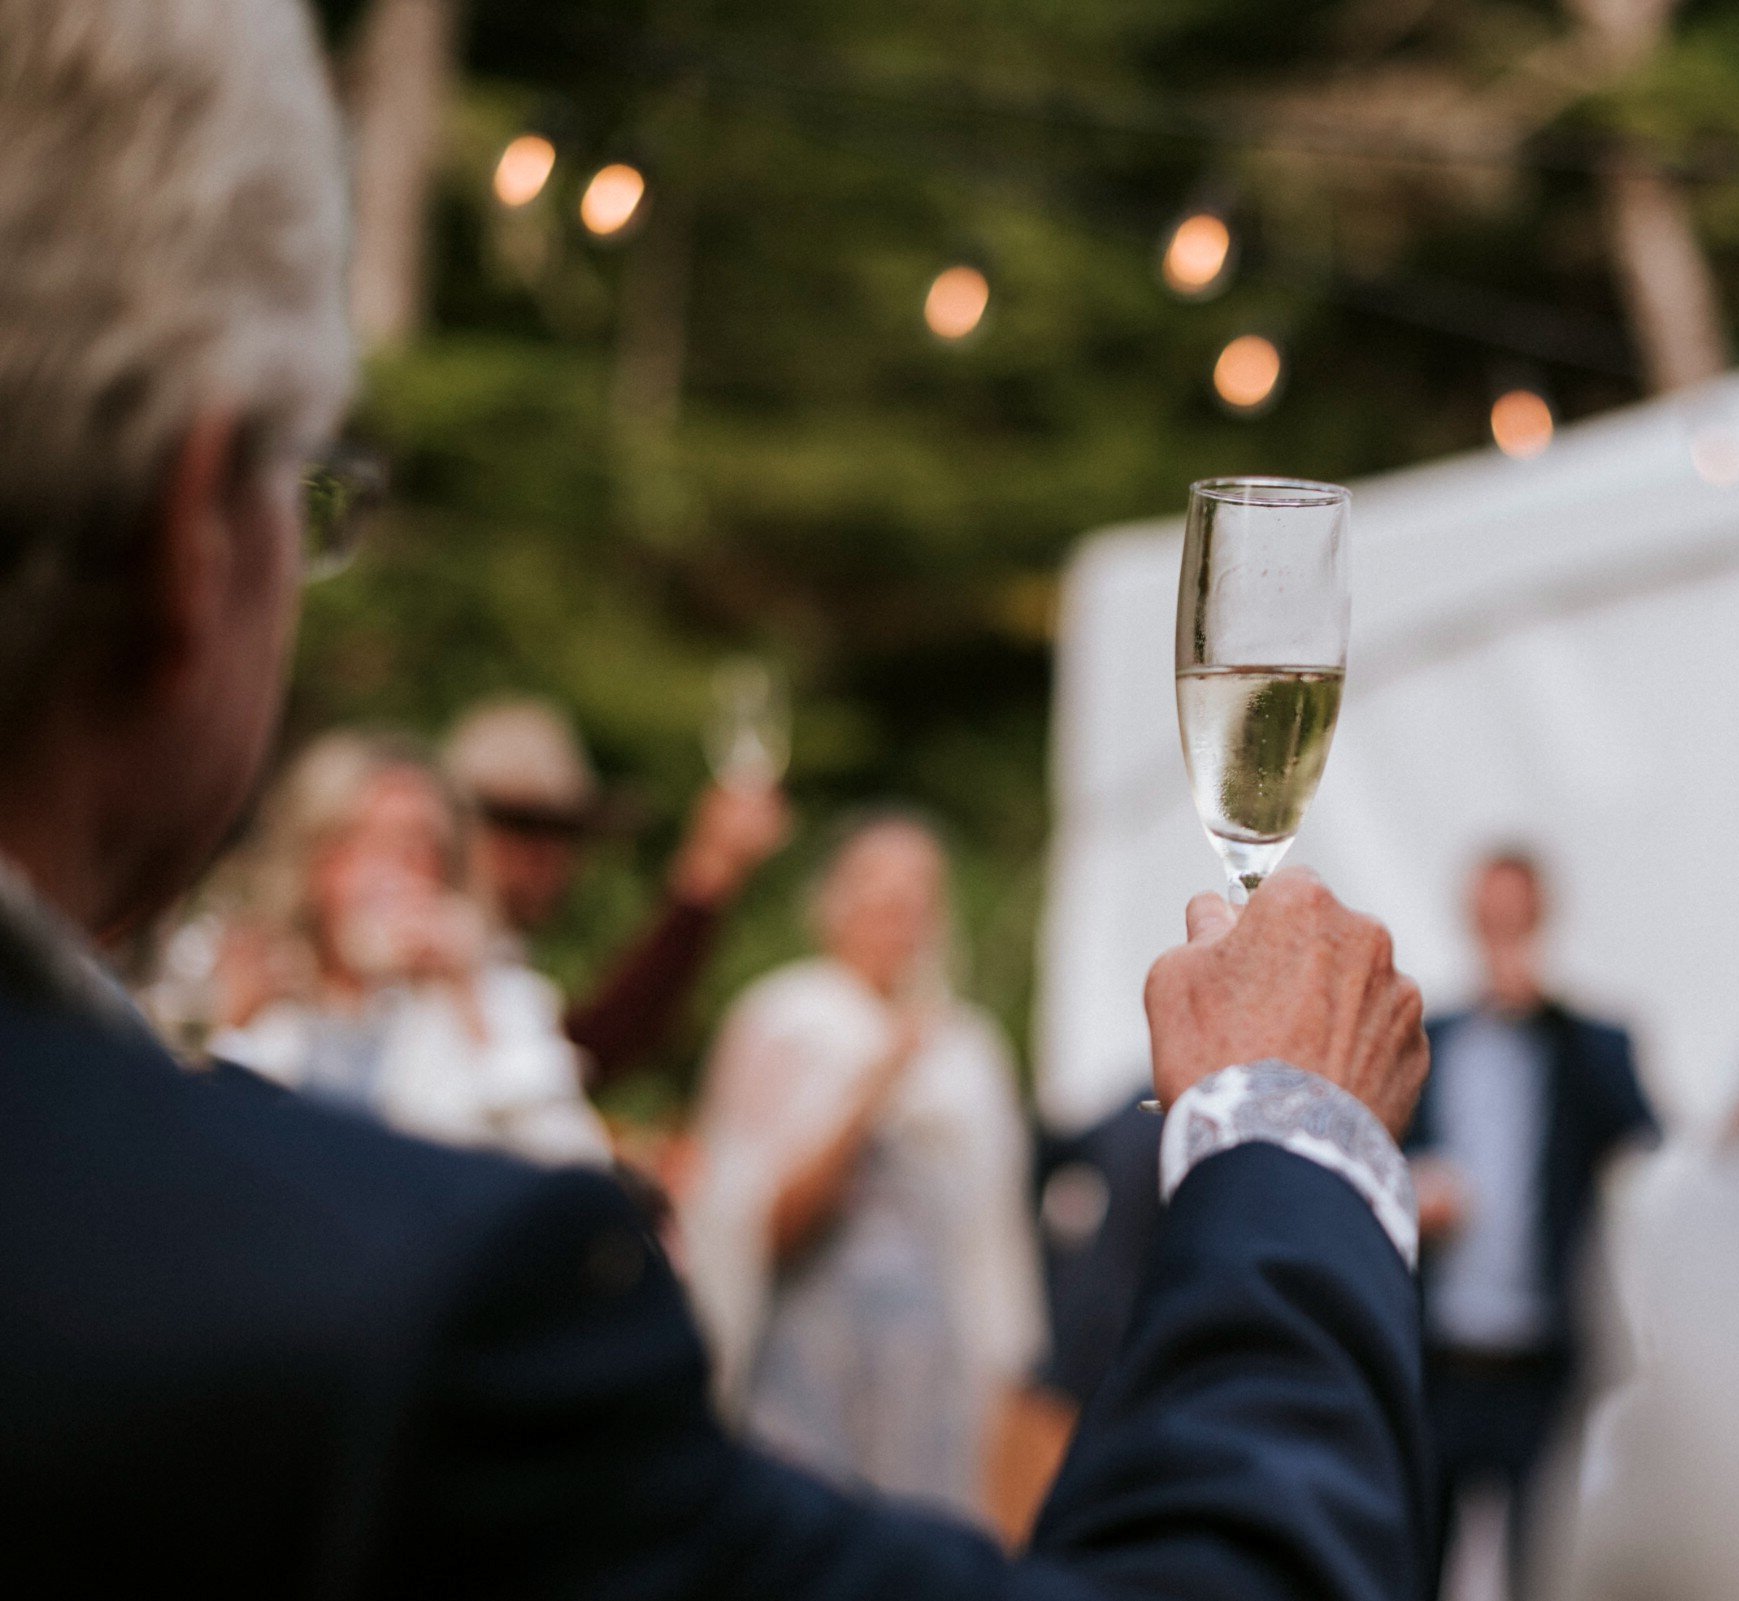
[1184,892,1240,945]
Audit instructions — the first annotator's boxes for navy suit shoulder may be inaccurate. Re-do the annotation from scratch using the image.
[1554,1010,1655,1150]
[1425,1002,1630,1060]
[1416,1003,1654,1153]
[0,996,646,1596]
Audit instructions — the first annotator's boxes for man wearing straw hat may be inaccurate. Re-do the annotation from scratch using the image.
[445,696,790,1085]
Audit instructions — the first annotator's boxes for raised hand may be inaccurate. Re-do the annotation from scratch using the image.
[1144,867,1429,1137]
[668,782,793,908]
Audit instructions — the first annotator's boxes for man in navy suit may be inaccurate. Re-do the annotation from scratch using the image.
[1409,852,1658,1594]
[0,3,1434,1595]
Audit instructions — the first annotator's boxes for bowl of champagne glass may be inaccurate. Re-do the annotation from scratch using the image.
[704,658,791,791]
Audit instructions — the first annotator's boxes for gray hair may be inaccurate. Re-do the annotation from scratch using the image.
[0,0,351,718]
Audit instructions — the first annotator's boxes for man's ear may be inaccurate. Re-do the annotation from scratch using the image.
[141,410,246,696]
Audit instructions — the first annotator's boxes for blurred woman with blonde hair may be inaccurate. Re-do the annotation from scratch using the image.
[683,812,1045,1519]
[209,730,611,1166]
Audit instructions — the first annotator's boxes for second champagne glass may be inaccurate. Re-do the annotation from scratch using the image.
[704,659,791,790]
[1175,477,1350,903]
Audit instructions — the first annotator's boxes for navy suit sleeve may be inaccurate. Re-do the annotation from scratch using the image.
[1585,1026,1658,1158]
[1402,1018,1450,1155]
[371,1146,1427,1601]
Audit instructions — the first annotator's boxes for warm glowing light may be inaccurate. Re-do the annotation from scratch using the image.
[580,163,647,237]
[1162,213,1233,296]
[1491,389,1554,459]
[1691,424,1739,487]
[494,135,556,208]
[1213,334,1283,412]
[925,266,990,340]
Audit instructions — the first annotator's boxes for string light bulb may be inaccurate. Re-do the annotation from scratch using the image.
[1490,389,1554,459]
[579,163,647,237]
[925,266,991,340]
[1213,334,1283,413]
[1161,212,1235,298]
[493,135,557,208]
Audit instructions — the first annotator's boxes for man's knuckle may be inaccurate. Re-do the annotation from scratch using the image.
[1145,955,1183,1004]
[1343,912,1388,963]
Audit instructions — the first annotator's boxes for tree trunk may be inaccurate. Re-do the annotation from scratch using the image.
[1566,0,1730,392]
[608,178,698,547]
[607,0,711,544]
[610,186,695,446]
[345,0,463,350]
[1601,165,1731,393]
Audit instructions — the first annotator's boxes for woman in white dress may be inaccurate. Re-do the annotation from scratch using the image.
[209,731,611,1168]
[683,815,1046,1517]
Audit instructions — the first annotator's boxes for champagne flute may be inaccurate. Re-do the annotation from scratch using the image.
[704,658,791,789]
[1175,477,1349,904]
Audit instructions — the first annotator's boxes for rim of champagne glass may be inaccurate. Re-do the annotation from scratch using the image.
[1190,475,1349,508]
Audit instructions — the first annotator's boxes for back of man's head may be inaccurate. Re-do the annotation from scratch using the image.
[0,0,350,738]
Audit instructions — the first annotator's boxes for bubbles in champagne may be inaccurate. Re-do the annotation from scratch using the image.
[1176,665,1343,891]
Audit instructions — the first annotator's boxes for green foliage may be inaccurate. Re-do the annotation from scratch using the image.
[297,0,1736,1109]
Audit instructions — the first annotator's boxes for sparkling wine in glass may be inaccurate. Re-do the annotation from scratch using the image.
[1175,477,1349,903]
[704,658,791,789]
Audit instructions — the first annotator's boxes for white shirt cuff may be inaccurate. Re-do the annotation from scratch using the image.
[1159,1061,1419,1270]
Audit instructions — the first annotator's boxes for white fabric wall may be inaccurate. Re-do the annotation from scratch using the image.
[1039,376,1739,1134]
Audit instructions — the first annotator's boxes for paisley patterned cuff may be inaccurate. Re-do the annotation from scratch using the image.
[1159,1061,1418,1270]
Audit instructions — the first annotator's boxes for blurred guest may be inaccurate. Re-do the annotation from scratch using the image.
[683,815,1046,1518]
[210,731,611,1166]
[444,697,790,1083]
[1408,850,1657,1596]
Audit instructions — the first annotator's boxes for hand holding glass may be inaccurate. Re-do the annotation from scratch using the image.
[1175,478,1349,903]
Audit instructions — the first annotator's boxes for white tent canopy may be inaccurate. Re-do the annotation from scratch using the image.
[1039,376,1739,1135]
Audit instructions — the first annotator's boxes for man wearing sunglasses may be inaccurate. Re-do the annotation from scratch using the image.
[0,3,1432,1597]
[443,697,790,1089]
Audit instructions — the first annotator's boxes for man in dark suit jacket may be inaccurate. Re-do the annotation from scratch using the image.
[1408,852,1658,1594]
[1036,1090,1165,1410]
[0,3,1434,1596]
